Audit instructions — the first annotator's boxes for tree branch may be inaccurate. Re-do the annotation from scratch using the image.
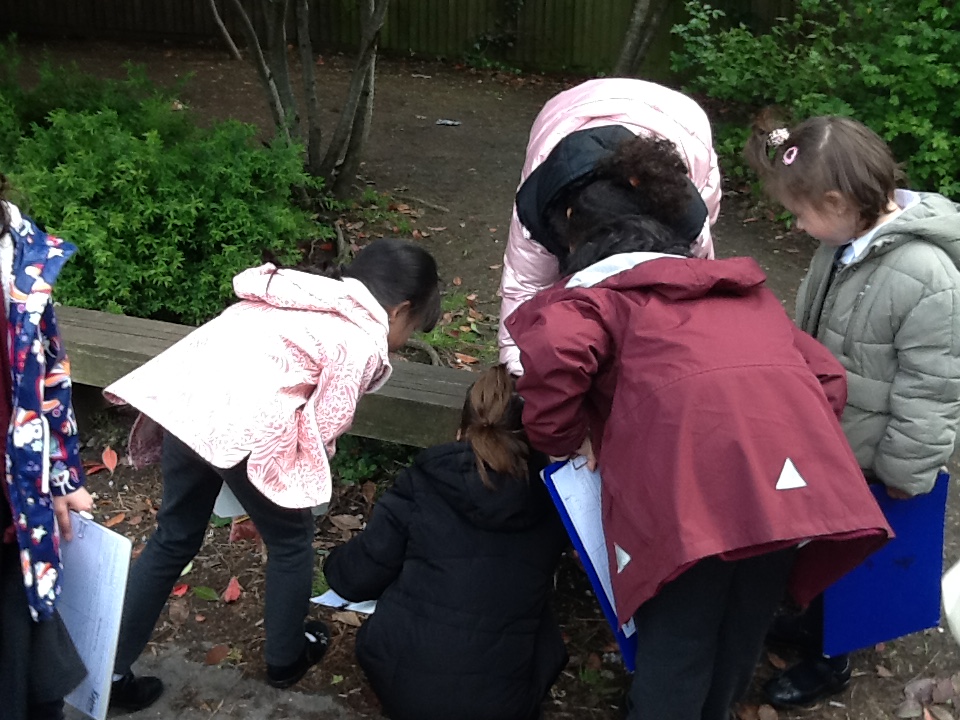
[613,0,652,76]
[228,0,289,137]
[208,0,243,61]
[295,0,323,174]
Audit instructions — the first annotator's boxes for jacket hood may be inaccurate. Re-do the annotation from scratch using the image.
[869,191,960,267]
[566,253,767,301]
[233,263,388,327]
[414,442,549,532]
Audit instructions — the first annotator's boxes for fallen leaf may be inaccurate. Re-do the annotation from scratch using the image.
[195,614,206,622]
[171,583,189,598]
[229,518,261,543]
[193,586,220,602]
[585,653,601,670]
[454,353,479,365]
[180,561,194,577]
[168,598,189,626]
[361,481,377,504]
[82,462,108,475]
[452,276,462,286]
[104,512,126,528]
[488,263,502,270]
[332,610,362,627]
[205,644,231,665]
[758,705,778,720]
[222,576,243,603]
[736,704,761,720]
[933,678,956,705]
[897,697,923,718]
[127,514,143,526]
[877,665,895,678]
[906,678,937,705]
[767,652,788,670]
[331,674,344,685]
[329,514,363,531]
[102,446,119,474]
[928,707,955,720]
[427,226,447,232]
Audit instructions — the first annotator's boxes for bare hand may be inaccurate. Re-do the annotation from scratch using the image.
[53,487,94,541]
[576,437,597,471]
[885,486,912,500]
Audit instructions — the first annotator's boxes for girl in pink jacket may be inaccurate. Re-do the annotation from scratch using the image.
[498,78,721,375]
[102,239,440,711]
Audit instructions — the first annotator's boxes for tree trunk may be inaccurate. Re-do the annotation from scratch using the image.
[264,0,300,139]
[613,0,667,76]
[295,0,323,174]
[207,0,243,61]
[228,0,289,137]
[331,51,376,199]
[317,0,388,182]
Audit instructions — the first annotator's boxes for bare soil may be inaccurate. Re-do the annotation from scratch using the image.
[18,39,960,720]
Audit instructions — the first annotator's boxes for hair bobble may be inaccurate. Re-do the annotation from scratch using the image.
[767,128,790,147]
[782,146,799,165]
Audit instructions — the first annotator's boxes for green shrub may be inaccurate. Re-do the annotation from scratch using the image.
[672,0,960,198]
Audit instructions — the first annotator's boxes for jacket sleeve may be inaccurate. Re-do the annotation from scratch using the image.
[512,297,611,456]
[323,469,414,601]
[41,303,86,496]
[790,324,847,420]
[875,286,960,495]
[497,208,563,376]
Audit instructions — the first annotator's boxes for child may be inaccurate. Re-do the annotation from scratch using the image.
[505,138,894,720]
[0,175,93,720]
[498,77,722,375]
[102,238,441,711]
[324,365,568,720]
[744,115,960,707]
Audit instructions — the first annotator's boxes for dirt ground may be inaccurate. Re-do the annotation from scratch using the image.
[16,39,960,720]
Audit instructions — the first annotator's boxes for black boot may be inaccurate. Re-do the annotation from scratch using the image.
[109,671,164,712]
[266,620,330,689]
[763,654,851,708]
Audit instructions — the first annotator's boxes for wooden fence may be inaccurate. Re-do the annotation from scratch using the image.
[0,0,797,74]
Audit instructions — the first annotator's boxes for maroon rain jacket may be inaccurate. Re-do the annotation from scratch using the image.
[508,253,892,625]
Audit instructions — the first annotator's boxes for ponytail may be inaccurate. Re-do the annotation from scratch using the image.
[459,365,529,489]
[742,107,789,186]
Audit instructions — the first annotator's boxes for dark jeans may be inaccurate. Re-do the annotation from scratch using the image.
[114,433,317,671]
[627,548,797,720]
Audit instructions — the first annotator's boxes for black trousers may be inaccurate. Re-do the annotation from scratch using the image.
[627,548,797,720]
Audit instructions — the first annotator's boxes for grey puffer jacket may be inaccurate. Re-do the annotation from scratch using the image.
[795,190,960,495]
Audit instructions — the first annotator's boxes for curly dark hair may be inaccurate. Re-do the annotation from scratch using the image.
[564,214,693,275]
[0,173,9,236]
[543,134,696,260]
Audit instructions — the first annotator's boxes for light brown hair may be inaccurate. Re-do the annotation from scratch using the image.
[458,365,529,489]
[744,113,905,230]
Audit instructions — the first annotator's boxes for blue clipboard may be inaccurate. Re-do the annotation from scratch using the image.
[823,471,950,657]
[542,459,639,671]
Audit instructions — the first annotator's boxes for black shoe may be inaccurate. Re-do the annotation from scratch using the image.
[266,621,330,689]
[109,672,164,712]
[763,655,852,708]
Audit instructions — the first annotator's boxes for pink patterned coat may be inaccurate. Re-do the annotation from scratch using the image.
[498,78,721,375]
[104,264,392,509]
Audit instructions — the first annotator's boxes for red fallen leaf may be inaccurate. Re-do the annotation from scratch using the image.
[205,644,231,665]
[82,461,108,475]
[127,514,143,526]
[222,576,243,603]
[102,447,119,474]
[361,481,377,505]
[103,512,125,528]
[454,353,480,365]
[171,583,189,598]
[229,518,261,544]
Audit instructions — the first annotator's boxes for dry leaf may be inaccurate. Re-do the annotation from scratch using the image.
[932,678,956,705]
[767,652,788,670]
[170,583,189,598]
[736,704,761,720]
[758,706,779,720]
[454,353,479,365]
[168,598,189,626]
[102,446,119,474]
[452,276,462,286]
[329,514,363,531]
[877,665,895,678]
[229,518,261,544]
[127,514,143,526]
[205,644,231,665]
[928,707,955,720]
[488,264,502,270]
[83,462,108,475]
[332,610,362,627]
[195,614,206,623]
[897,697,924,719]
[361,481,377,504]
[585,653,601,670]
[104,512,125,528]
[222,576,243,603]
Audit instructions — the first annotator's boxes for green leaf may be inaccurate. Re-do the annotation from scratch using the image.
[193,586,220,602]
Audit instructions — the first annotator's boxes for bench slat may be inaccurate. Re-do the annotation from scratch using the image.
[56,306,474,448]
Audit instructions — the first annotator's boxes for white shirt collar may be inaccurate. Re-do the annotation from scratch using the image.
[840,189,921,265]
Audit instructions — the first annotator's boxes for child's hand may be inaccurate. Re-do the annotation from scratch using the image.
[886,486,912,500]
[576,437,597,471]
[53,487,94,541]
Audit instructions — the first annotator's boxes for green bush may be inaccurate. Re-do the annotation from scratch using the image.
[672,0,960,198]
[2,42,328,324]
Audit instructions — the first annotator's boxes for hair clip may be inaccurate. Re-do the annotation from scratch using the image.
[782,146,799,166]
[767,128,790,147]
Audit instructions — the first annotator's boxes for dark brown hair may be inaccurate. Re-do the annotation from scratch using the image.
[744,113,905,230]
[0,173,9,237]
[458,365,529,489]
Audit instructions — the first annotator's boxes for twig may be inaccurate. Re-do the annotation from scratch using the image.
[207,0,243,61]
[394,194,450,213]
[405,338,441,366]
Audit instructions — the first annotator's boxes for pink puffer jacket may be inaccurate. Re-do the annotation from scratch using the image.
[498,78,721,375]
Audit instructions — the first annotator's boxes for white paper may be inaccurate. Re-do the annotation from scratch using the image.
[214,485,328,518]
[311,588,377,615]
[546,459,635,637]
[59,511,133,720]
[943,558,960,647]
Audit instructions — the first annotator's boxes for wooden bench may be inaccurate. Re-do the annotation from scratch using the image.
[56,306,476,448]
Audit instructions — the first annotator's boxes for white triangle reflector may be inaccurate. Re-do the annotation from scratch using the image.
[615,543,632,574]
[775,458,807,490]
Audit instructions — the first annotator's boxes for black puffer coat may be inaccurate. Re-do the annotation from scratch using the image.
[324,441,568,720]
